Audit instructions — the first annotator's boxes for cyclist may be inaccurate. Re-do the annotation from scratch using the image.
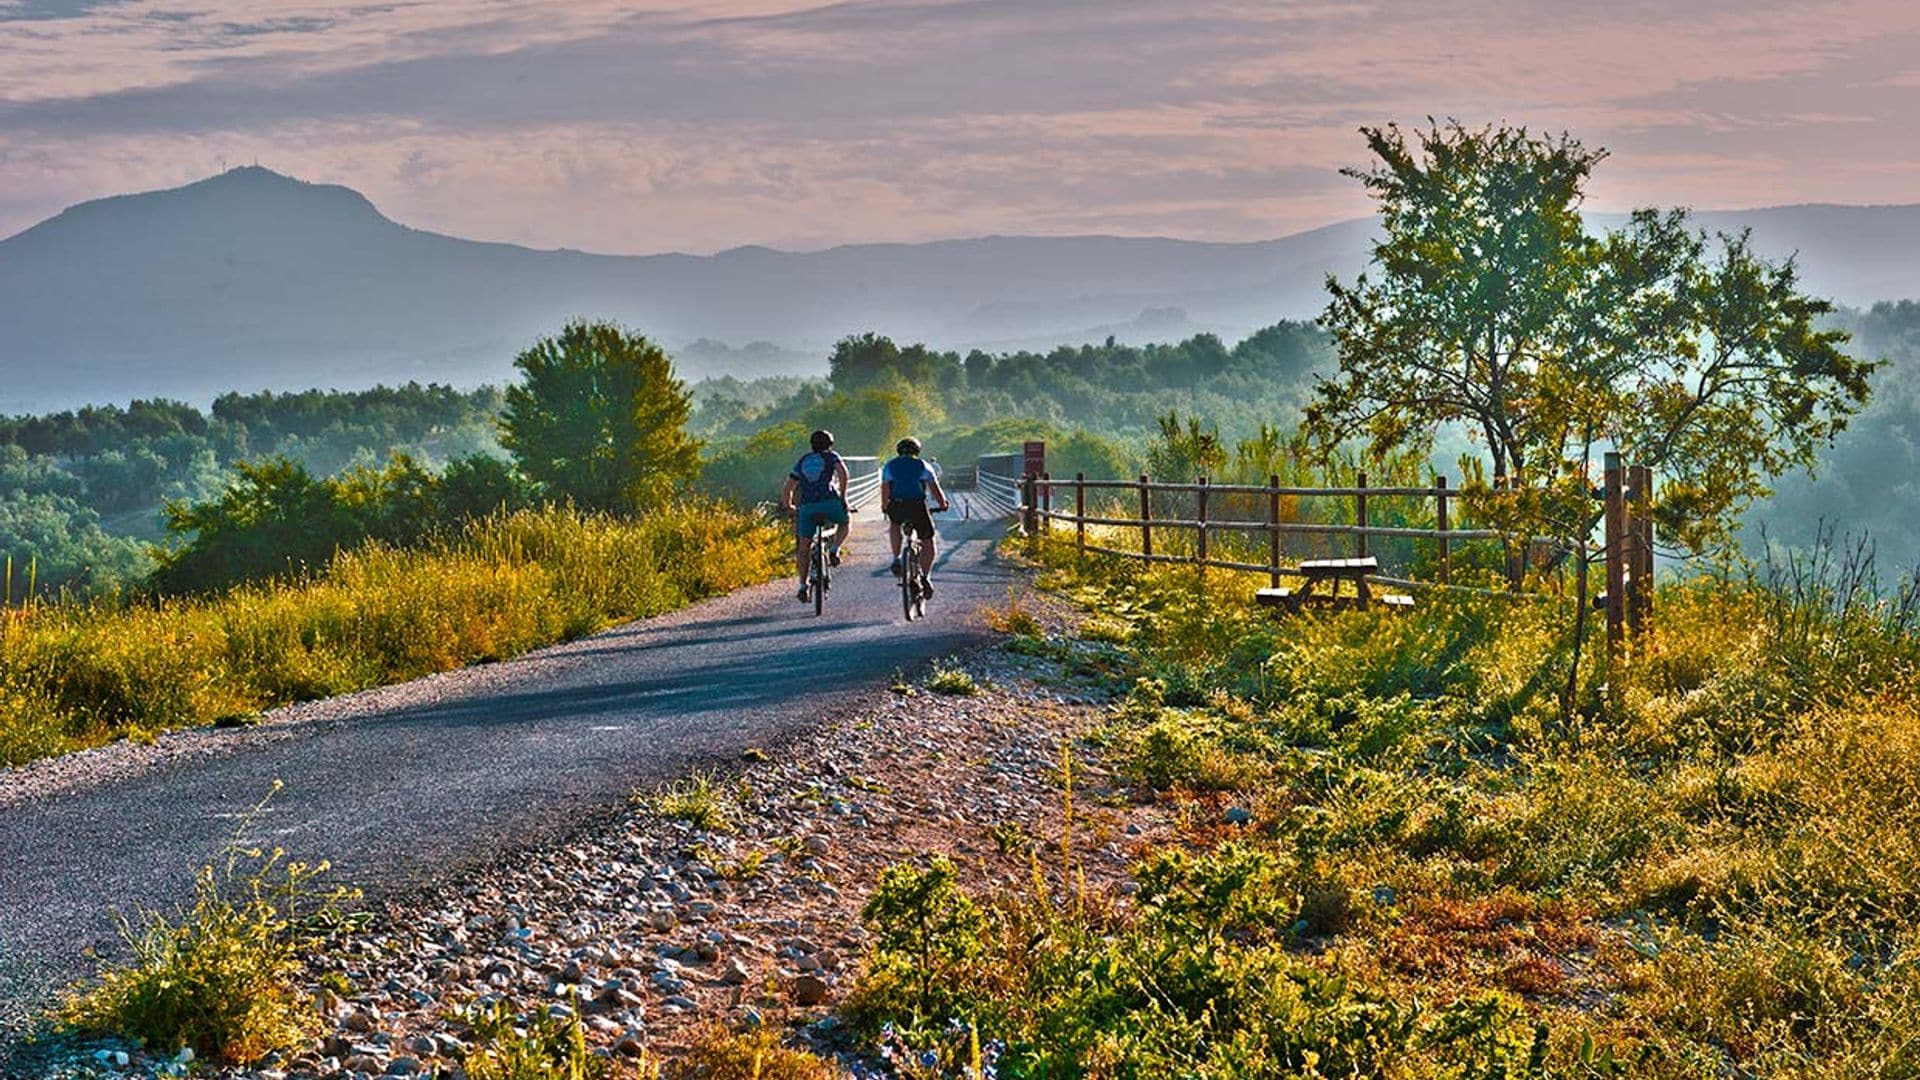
[781,429,850,604]
[882,436,950,596]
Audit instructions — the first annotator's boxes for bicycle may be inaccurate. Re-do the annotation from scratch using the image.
[896,500,947,621]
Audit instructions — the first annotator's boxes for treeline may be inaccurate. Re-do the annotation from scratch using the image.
[698,322,1334,502]
[0,384,505,595]
[1757,300,1920,571]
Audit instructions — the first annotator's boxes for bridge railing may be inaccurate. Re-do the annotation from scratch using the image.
[844,456,882,510]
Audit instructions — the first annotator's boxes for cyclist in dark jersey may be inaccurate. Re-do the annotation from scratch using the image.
[780,429,851,604]
[882,436,950,596]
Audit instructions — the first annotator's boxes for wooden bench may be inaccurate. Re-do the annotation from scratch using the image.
[1255,557,1414,614]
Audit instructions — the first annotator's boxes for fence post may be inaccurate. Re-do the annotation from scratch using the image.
[1355,470,1369,560]
[1074,472,1086,561]
[1041,472,1052,537]
[1139,474,1153,559]
[1195,476,1210,584]
[1629,464,1654,638]
[1435,475,1451,585]
[1268,473,1282,589]
[1604,452,1626,656]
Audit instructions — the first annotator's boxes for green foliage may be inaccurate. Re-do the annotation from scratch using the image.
[461,998,615,1080]
[646,773,733,832]
[0,384,504,596]
[0,503,783,767]
[501,320,703,513]
[701,420,812,504]
[925,661,979,696]
[59,801,350,1065]
[846,855,992,1036]
[151,453,530,594]
[1309,120,1875,555]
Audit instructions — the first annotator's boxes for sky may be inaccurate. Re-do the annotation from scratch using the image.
[2,0,1919,254]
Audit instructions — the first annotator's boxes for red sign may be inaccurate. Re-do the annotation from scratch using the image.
[1022,440,1046,478]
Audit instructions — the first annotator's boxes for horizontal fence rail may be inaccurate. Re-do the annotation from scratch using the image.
[967,450,1655,641]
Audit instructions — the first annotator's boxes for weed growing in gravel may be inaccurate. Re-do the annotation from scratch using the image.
[672,1024,839,1079]
[925,661,980,696]
[0,503,784,767]
[645,774,732,832]
[57,786,354,1065]
[461,998,634,1080]
[981,587,1042,637]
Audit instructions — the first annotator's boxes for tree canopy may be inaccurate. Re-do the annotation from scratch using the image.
[500,320,703,513]
[1306,121,1877,553]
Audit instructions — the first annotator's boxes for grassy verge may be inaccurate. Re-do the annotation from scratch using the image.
[838,540,1920,1077]
[0,502,784,767]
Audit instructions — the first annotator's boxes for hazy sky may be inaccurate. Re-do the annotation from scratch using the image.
[3,0,1918,253]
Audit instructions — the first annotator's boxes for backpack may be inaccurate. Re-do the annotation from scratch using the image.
[791,451,843,503]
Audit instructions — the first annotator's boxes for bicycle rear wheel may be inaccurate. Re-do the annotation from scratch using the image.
[812,530,827,616]
[900,539,917,621]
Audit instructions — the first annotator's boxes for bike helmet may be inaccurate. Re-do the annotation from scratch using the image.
[810,429,835,453]
[896,436,922,456]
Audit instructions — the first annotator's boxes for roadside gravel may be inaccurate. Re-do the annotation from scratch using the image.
[21,599,1172,1078]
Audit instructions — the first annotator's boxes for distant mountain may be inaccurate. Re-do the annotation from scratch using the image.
[3,167,1918,411]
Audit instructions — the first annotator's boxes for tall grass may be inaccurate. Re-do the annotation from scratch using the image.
[0,502,783,767]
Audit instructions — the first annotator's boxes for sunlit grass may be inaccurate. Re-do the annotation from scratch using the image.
[839,532,1920,1077]
[0,502,783,767]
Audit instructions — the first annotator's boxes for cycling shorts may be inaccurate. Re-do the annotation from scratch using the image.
[886,498,936,541]
[795,498,848,539]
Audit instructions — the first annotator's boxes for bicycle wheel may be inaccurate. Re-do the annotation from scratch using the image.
[900,539,917,621]
[812,531,826,617]
[912,562,928,619]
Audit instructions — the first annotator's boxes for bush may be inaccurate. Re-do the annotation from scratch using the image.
[59,802,350,1065]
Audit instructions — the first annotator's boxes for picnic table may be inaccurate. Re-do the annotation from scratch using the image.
[1255,557,1414,614]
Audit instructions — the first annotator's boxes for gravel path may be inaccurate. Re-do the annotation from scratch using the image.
[0,509,1014,1050]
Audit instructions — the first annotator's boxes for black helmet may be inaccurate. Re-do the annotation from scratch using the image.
[896,436,922,456]
[810,429,835,453]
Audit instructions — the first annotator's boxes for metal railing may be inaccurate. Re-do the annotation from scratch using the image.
[974,456,1023,519]
[843,456,882,510]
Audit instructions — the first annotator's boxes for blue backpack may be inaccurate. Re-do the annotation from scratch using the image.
[791,451,843,503]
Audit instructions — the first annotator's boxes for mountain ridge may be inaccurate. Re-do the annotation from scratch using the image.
[4,167,1918,412]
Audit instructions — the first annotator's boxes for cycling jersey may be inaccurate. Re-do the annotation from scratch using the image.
[882,455,932,500]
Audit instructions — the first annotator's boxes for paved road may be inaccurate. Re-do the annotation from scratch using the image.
[0,505,1011,1040]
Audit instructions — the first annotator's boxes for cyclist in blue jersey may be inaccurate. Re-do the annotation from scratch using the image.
[780,429,851,604]
[882,436,951,596]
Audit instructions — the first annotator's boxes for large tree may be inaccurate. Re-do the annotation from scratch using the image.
[1306,121,1876,554]
[500,321,702,513]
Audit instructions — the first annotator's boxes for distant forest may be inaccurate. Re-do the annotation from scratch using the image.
[1,306,1915,597]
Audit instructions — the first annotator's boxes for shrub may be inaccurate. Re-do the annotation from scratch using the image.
[462,998,626,1080]
[646,774,732,832]
[925,661,979,696]
[59,799,350,1065]
[844,856,992,1037]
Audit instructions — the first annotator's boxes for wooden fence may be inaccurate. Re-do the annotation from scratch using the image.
[976,450,1657,646]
